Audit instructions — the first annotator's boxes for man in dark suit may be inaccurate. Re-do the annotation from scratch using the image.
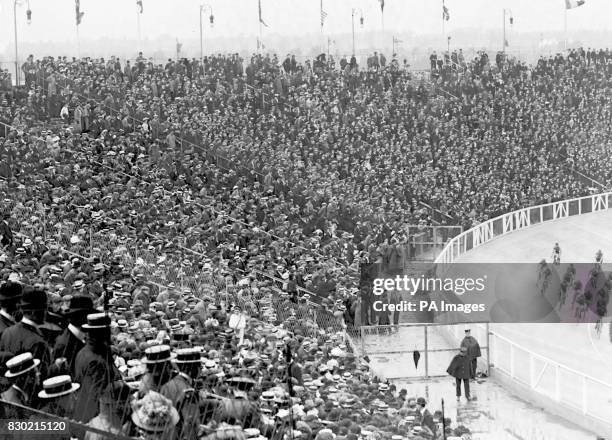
[139,344,176,397]
[0,281,23,337]
[0,212,13,247]
[0,288,51,378]
[73,313,120,424]
[52,296,94,377]
[1,352,41,419]
[416,397,437,438]
[161,348,202,440]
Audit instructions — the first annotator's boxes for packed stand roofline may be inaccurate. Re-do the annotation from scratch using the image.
[36,50,609,228]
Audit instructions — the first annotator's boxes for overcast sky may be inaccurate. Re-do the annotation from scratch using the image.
[1,0,611,57]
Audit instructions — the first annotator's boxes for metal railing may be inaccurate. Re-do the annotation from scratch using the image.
[435,192,612,265]
[357,322,490,379]
[489,330,612,429]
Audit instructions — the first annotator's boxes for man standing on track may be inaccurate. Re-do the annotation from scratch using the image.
[460,328,481,380]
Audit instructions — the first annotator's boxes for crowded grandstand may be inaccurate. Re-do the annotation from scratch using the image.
[1,1,612,438]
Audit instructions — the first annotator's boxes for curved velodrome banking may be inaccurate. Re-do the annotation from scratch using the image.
[435,193,612,435]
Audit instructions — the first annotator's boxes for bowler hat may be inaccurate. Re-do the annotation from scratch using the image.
[19,289,47,311]
[64,295,95,317]
[0,282,23,301]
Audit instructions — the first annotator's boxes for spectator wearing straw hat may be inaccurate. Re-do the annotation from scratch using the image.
[35,375,80,438]
[161,347,202,440]
[139,344,176,397]
[130,391,179,440]
[73,312,120,424]
[1,352,41,419]
[52,295,95,377]
[0,281,23,337]
[161,347,202,407]
[0,288,51,378]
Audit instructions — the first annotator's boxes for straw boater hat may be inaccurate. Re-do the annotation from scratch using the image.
[5,352,40,378]
[143,345,172,364]
[82,312,112,330]
[131,391,179,433]
[38,375,80,399]
[172,347,202,364]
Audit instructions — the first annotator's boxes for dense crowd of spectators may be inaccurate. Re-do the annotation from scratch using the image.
[0,43,611,439]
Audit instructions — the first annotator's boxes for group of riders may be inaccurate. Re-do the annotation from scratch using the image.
[536,244,608,333]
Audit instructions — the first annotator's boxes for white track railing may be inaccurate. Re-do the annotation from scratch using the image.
[435,192,612,265]
[489,330,612,427]
[434,192,612,432]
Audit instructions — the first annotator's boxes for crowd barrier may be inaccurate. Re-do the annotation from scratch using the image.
[358,322,490,379]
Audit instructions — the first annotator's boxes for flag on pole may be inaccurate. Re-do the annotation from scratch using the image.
[320,0,327,28]
[137,0,143,13]
[379,0,384,12]
[442,1,450,21]
[75,0,84,25]
[565,0,585,9]
[258,0,268,27]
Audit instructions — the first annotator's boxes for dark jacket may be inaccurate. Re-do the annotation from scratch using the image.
[460,335,482,358]
[446,353,472,379]
[73,342,120,423]
[0,220,13,246]
[0,312,16,338]
[0,320,51,378]
[420,408,437,437]
[52,327,86,377]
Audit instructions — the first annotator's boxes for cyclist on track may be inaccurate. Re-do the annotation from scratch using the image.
[551,242,561,265]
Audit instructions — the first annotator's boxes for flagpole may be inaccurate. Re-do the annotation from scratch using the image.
[137,8,142,53]
[442,0,445,40]
[76,23,80,59]
[564,6,568,52]
[502,9,506,53]
[320,0,324,55]
[259,21,262,53]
